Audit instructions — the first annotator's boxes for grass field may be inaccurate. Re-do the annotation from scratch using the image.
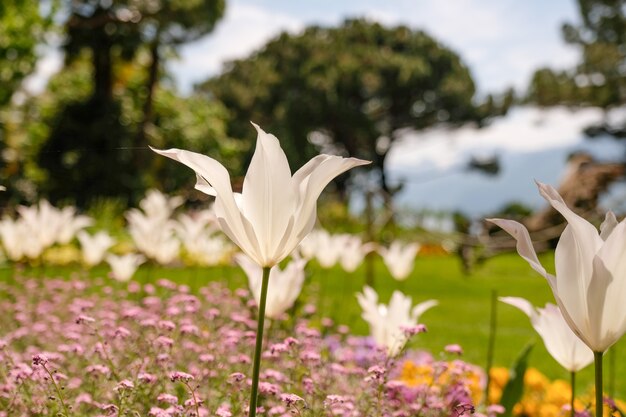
[1,251,624,398]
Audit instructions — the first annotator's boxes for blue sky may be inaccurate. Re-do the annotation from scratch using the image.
[169,0,581,95]
[28,0,581,97]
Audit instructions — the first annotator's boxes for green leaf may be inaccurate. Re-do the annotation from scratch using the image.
[499,343,534,417]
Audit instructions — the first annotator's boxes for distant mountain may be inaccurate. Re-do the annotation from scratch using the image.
[386,107,625,217]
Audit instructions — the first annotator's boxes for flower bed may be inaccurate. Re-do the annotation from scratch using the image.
[0,276,481,416]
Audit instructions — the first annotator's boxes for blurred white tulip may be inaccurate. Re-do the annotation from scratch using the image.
[107,253,145,282]
[500,296,593,372]
[379,241,420,281]
[357,286,437,356]
[339,235,376,272]
[236,253,307,319]
[77,231,115,267]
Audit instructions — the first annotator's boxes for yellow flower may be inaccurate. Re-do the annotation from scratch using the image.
[524,368,549,392]
[398,360,433,387]
[545,380,571,405]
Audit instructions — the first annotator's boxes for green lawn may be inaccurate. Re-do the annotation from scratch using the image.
[1,252,623,398]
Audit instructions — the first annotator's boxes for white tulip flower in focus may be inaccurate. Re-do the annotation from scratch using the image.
[152,123,369,268]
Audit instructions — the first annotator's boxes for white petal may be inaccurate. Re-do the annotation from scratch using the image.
[240,124,297,265]
[151,147,256,261]
[589,220,626,351]
[411,300,438,320]
[499,296,536,320]
[536,181,602,264]
[293,155,370,234]
[486,219,552,281]
[554,226,594,345]
[600,211,618,240]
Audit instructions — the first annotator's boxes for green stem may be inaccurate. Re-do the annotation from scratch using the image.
[42,364,71,417]
[484,289,497,405]
[570,371,576,417]
[594,351,603,417]
[248,266,271,417]
[608,346,615,398]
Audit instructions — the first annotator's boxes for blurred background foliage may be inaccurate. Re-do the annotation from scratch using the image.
[0,0,624,216]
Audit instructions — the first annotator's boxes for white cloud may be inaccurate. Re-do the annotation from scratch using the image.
[388,106,621,171]
[169,2,304,93]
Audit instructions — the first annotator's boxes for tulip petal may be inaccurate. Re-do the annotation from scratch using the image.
[294,156,370,233]
[151,147,257,262]
[411,300,438,320]
[590,220,626,350]
[554,225,595,339]
[536,181,602,275]
[499,296,536,320]
[486,219,553,283]
[600,211,618,241]
[240,124,297,264]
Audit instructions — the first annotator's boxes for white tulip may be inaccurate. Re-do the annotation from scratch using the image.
[339,235,376,272]
[77,231,115,267]
[379,241,420,281]
[235,253,306,319]
[356,286,437,356]
[125,191,182,265]
[0,217,43,261]
[107,253,145,282]
[488,181,626,353]
[500,297,593,372]
[151,123,369,267]
[315,231,349,268]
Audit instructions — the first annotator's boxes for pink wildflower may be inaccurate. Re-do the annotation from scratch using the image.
[170,371,194,382]
[445,344,464,355]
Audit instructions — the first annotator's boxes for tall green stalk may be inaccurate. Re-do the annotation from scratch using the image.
[594,351,603,417]
[248,266,271,417]
[570,371,576,417]
[484,289,498,405]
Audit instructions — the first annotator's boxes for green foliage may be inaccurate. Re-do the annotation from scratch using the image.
[201,19,508,192]
[499,344,534,416]
[0,0,54,107]
[14,57,239,206]
[527,0,626,111]
[63,0,225,100]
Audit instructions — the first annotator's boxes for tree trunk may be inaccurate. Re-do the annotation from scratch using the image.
[136,41,160,168]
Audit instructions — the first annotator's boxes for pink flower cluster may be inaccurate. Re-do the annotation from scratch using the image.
[0,276,483,416]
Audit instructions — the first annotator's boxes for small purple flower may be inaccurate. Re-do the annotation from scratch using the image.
[445,344,464,355]
[32,354,48,366]
[280,393,304,407]
[170,371,194,382]
[115,379,135,391]
[157,393,179,405]
[138,372,157,384]
[402,324,428,337]
[228,372,246,383]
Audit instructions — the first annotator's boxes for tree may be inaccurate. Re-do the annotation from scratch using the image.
[28,57,240,207]
[0,0,58,200]
[31,0,226,206]
[200,19,509,195]
[527,0,626,118]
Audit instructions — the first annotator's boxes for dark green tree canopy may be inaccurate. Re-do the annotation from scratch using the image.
[527,0,626,111]
[201,19,506,193]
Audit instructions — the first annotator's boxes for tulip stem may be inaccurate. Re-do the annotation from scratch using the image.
[570,371,576,417]
[248,266,271,417]
[594,351,603,417]
[484,289,497,405]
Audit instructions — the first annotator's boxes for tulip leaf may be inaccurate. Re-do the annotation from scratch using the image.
[499,343,534,417]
